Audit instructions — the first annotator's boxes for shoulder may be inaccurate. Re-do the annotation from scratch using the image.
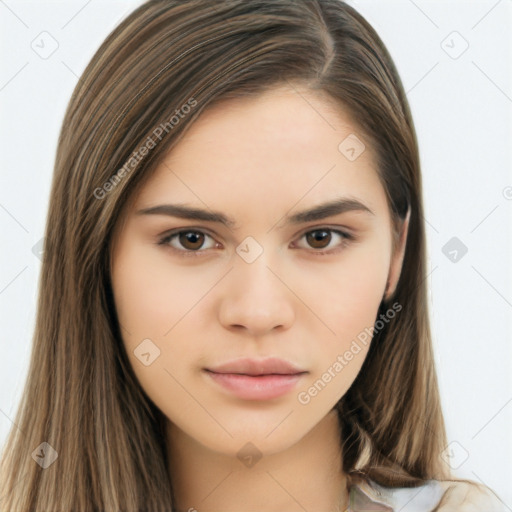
[348,477,506,512]
[348,477,443,511]
[435,479,507,511]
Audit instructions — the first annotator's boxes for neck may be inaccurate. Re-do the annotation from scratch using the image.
[166,409,349,512]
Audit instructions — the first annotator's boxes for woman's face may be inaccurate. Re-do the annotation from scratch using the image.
[110,84,407,457]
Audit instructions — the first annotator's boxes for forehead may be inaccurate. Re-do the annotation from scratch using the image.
[171,85,365,158]
[133,85,387,220]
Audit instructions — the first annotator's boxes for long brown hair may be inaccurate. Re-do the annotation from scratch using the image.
[1,0,453,509]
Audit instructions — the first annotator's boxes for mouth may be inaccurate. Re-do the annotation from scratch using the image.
[204,357,308,401]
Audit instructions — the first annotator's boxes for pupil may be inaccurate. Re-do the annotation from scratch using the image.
[307,230,331,249]
[180,231,204,250]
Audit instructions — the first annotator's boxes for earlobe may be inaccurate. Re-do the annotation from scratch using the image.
[383,206,411,302]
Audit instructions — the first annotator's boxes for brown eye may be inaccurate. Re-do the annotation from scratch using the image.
[293,228,353,253]
[159,230,217,253]
[305,230,332,249]
[178,231,205,250]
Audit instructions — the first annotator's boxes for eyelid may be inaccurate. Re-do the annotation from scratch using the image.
[290,227,355,254]
[157,225,356,256]
[157,227,220,257]
[290,223,356,241]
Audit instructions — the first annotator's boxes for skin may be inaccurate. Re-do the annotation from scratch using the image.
[110,84,411,512]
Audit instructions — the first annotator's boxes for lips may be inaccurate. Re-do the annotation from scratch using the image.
[204,357,308,401]
[206,357,306,376]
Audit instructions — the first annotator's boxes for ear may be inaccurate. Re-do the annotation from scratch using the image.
[383,206,410,302]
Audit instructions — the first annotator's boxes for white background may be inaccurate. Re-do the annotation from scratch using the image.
[1,0,511,507]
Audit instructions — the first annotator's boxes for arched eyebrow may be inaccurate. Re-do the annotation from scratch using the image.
[135,197,374,230]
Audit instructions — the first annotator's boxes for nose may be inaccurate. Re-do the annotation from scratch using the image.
[217,255,295,337]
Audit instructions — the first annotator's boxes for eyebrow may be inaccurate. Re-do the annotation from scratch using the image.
[135,197,374,229]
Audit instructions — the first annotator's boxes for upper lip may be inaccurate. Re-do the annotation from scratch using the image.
[206,357,307,376]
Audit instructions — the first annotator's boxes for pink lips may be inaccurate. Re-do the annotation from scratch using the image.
[204,357,307,401]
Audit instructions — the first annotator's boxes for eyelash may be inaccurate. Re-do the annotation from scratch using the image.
[157,227,356,258]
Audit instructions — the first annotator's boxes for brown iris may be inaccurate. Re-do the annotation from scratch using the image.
[179,231,205,250]
[306,230,331,249]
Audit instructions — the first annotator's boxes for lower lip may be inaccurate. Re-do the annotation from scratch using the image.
[205,371,305,400]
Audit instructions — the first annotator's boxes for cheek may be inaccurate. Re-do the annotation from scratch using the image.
[111,247,203,414]
[290,244,390,407]
[294,252,387,410]
[334,260,386,337]
[112,244,212,339]
[111,244,216,397]
[290,244,390,341]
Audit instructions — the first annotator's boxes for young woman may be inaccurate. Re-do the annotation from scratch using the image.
[0,1,505,510]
